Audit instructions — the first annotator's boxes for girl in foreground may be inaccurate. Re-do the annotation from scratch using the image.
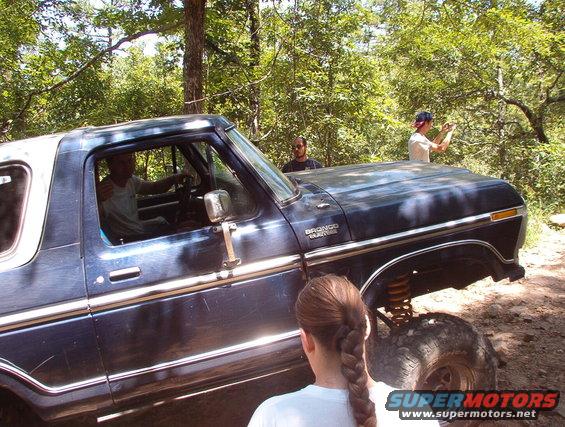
[248,275,438,427]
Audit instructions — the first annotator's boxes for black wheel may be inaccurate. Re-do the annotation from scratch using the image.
[371,313,497,390]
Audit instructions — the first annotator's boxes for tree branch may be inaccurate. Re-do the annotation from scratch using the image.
[206,38,241,65]
[546,91,565,105]
[8,21,182,131]
[185,41,283,109]
[546,69,562,96]
[488,91,548,143]
[44,22,181,94]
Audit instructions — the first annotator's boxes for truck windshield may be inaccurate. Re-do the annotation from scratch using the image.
[226,128,297,202]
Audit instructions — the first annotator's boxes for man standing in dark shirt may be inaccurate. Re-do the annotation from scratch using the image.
[281,136,323,172]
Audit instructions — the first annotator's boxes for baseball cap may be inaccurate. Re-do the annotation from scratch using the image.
[412,111,433,128]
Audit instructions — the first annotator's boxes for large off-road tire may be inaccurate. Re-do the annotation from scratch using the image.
[371,313,497,391]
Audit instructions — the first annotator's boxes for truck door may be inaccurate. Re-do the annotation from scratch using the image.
[82,132,305,405]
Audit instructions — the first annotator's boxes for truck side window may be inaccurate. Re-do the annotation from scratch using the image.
[94,141,255,245]
[0,164,30,255]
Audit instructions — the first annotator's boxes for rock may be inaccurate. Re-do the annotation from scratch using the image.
[508,306,536,323]
[509,306,527,317]
[487,303,502,318]
[549,213,565,227]
[523,333,535,342]
[491,335,511,367]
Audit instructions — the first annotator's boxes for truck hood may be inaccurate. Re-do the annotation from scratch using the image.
[290,161,524,242]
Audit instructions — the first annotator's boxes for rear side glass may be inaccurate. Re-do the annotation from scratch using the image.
[0,164,30,255]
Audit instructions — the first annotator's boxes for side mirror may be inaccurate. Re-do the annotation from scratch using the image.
[204,190,240,268]
[204,190,233,223]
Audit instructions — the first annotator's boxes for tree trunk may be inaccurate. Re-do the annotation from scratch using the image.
[324,60,335,167]
[107,0,114,64]
[183,0,206,114]
[496,65,507,179]
[246,0,261,140]
[290,0,298,115]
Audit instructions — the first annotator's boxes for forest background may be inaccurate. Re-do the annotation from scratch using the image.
[1,0,563,237]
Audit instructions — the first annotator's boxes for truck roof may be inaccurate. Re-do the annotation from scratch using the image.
[77,115,231,151]
[1,115,232,154]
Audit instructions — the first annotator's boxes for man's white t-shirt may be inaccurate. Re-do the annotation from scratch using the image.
[101,175,145,236]
[248,383,439,427]
[408,132,433,162]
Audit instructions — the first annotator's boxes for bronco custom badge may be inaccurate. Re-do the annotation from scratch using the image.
[305,223,339,239]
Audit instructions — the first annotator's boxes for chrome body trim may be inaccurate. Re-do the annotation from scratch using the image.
[88,254,302,312]
[0,361,106,395]
[0,255,302,333]
[98,365,303,423]
[109,329,300,382]
[0,300,89,333]
[0,329,300,395]
[360,239,516,295]
[305,206,525,267]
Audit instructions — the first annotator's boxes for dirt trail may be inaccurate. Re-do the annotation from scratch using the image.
[105,227,565,427]
[412,226,565,426]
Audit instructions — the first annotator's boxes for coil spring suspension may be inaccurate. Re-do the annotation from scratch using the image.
[386,274,413,327]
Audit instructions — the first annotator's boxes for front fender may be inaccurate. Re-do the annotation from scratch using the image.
[360,240,524,309]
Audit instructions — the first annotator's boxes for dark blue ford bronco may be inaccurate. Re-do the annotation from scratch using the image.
[0,115,526,424]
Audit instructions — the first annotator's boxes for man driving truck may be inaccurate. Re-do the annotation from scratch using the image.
[96,152,186,241]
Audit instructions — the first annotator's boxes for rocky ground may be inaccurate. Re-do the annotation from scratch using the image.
[412,225,565,426]
[103,227,564,427]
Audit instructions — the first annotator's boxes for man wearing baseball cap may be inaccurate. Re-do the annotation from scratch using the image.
[408,111,456,162]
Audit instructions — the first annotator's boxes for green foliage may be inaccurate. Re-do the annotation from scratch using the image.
[0,0,563,211]
[523,202,553,249]
[373,0,564,207]
[256,0,391,167]
[96,44,183,123]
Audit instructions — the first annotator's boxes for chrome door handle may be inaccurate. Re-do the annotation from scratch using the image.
[109,267,141,282]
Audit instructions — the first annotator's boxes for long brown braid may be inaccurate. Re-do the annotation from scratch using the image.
[295,275,377,427]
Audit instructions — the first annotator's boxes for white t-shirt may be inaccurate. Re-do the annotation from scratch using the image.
[408,132,433,162]
[248,383,439,427]
[101,175,144,236]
